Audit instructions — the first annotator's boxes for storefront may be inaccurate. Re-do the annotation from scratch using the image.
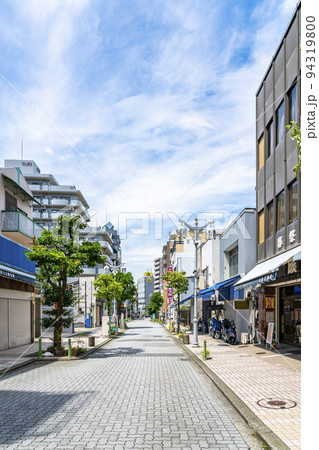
[234,245,301,346]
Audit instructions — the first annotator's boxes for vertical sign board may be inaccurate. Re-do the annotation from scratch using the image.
[266,322,274,348]
[167,267,173,304]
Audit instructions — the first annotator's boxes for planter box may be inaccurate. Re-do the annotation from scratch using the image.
[71,348,81,356]
[183,334,190,344]
[88,337,95,347]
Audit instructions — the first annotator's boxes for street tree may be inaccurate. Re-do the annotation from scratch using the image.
[93,273,124,316]
[146,292,164,318]
[162,271,189,334]
[114,271,136,314]
[26,215,105,351]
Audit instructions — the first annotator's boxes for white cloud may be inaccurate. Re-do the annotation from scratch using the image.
[0,0,296,281]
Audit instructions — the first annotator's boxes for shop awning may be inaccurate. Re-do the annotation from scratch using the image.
[190,275,241,301]
[234,245,301,289]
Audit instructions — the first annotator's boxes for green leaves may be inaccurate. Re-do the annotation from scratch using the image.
[93,273,124,316]
[287,121,301,178]
[146,292,164,317]
[162,271,189,296]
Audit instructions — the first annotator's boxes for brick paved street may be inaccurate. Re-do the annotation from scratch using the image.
[0,319,262,449]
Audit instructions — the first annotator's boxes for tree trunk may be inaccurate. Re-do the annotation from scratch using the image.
[54,294,64,349]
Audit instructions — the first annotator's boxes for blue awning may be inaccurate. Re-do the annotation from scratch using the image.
[177,275,242,305]
[200,275,241,301]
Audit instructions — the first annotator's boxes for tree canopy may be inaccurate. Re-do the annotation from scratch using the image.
[93,273,124,316]
[162,271,189,333]
[26,215,105,350]
[146,292,164,317]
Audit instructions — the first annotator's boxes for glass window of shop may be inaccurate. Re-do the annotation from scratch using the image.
[279,285,301,345]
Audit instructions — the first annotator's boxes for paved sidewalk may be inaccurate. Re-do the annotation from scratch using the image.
[0,326,112,375]
[177,331,301,450]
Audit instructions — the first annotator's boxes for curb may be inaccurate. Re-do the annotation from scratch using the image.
[163,325,289,450]
[0,358,36,376]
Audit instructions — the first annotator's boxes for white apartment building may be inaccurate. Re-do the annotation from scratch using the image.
[4,160,90,230]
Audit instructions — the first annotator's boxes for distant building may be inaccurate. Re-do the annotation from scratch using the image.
[154,257,163,293]
[137,273,154,313]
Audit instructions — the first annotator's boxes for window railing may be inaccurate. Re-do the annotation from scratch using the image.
[1,210,44,239]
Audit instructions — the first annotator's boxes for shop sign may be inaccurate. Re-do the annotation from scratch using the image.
[266,322,275,345]
[265,296,275,310]
[287,260,297,274]
[277,236,284,249]
[235,300,249,309]
[289,230,296,243]
[259,273,277,284]
[0,269,15,279]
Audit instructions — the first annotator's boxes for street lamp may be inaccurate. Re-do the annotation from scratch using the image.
[177,217,215,347]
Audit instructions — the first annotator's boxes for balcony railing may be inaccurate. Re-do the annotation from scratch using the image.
[1,210,44,240]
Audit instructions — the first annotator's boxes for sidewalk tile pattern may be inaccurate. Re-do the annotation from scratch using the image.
[185,334,301,450]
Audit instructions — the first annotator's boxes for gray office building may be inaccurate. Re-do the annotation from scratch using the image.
[236,2,301,346]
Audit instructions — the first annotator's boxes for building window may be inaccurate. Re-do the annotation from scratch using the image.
[289,180,298,224]
[258,134,264,170]
[267,201,274,237]
[229,246,238,277]
[276,191,285,231]
[258,210,265,244]
[288,82,297,124]
[266,119,273,157]
[276,101,285,145]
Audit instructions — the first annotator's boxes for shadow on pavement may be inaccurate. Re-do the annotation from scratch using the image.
[0,389,91,445]
[90,347,183,358]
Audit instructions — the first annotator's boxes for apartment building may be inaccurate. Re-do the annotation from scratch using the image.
[154,257,163,293]
[4,160,90,230]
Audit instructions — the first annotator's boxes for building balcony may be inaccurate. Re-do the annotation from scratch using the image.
[100,240,113,256]
[1,210,45,247]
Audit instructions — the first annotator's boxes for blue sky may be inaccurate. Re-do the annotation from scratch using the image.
[0,0,297,281]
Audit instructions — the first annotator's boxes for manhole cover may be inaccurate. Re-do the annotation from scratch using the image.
[257,398,297,409]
